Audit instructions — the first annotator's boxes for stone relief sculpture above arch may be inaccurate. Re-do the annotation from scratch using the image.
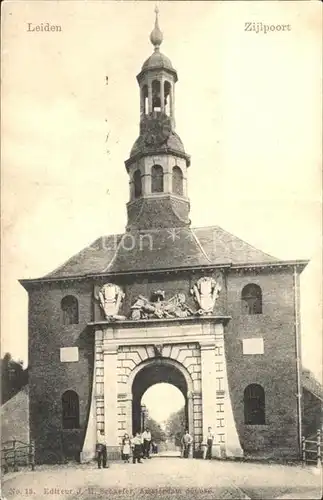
[130,290,194,320]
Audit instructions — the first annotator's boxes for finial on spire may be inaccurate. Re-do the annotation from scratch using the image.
[150,4,163,51]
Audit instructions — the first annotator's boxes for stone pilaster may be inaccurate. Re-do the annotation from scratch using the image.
[103,342,121,459]
[117,392,132,443]
[191,391,202,455]
[199,324,243,459]
[200,340,218,439]
[213,324,243,458]
[80,330,104,462]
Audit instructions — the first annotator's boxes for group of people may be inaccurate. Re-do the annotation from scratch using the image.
[181,427,215,459]
[96,426,216,468]
[122,428,158,464]
[96,428,158,469]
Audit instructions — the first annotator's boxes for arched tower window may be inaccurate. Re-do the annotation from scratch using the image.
[142,85,148,115]
[133,169,142,198]
[61,296,79,325]
[172,166,183,196]
[62,390,80,429]
[241,284,262,315]
[152,80,161,112]
[244,384,265,425]
[164,81,171,116]
[151,165,164,193]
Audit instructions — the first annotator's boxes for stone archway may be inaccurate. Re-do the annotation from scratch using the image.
[128,358,195,452]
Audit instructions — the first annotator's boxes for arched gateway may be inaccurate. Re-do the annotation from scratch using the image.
[130,358,194,438]
[81,315,244,462]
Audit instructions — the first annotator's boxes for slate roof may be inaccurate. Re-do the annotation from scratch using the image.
[142,51,174,71]
[130,131,186,158]
[42,225,281,280]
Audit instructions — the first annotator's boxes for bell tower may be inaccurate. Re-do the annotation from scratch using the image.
[125,7,191,231]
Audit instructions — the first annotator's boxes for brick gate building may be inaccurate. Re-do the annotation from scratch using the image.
[21,10,308,464]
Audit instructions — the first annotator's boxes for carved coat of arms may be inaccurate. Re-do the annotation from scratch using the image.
[190,276,222,315]
[95,283,126,321]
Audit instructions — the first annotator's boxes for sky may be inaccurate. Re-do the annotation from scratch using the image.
[1,0,322,397]
[142,383,185,424]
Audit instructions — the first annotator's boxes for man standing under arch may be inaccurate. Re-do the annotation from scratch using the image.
[181,429,193,458]
[142,427,152,459]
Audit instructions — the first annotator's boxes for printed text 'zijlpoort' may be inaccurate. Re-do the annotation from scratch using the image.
[245,22,291,34]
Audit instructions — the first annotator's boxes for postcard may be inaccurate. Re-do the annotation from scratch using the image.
[1,1,322,499]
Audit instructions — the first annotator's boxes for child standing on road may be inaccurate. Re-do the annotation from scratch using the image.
[121,433,131,463]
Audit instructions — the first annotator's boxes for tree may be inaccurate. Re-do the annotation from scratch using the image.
[144,416,166,443]
[165,406,186,446]
[1,353,28,404]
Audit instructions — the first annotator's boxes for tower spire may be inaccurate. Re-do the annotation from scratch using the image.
[150,4,163,51]
[125,7,191,231]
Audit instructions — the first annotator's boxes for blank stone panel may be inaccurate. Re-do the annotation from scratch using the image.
[60,347,79,362]
[242,338,264,355]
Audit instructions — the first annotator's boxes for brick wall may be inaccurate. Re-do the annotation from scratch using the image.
[28,280,94,463]
[225,268,299,458]
[1,386,29,445]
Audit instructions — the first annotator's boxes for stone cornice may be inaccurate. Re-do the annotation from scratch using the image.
[126,193,190,208]
[136,66,178,84]
[19,259,308,289]
[88,315,232,330]
[125,148,191,170]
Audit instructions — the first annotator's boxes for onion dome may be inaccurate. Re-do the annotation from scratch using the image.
[139,6,176,75]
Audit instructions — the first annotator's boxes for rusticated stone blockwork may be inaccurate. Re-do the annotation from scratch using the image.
[79,317,243,461]
[115,342,202,446]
